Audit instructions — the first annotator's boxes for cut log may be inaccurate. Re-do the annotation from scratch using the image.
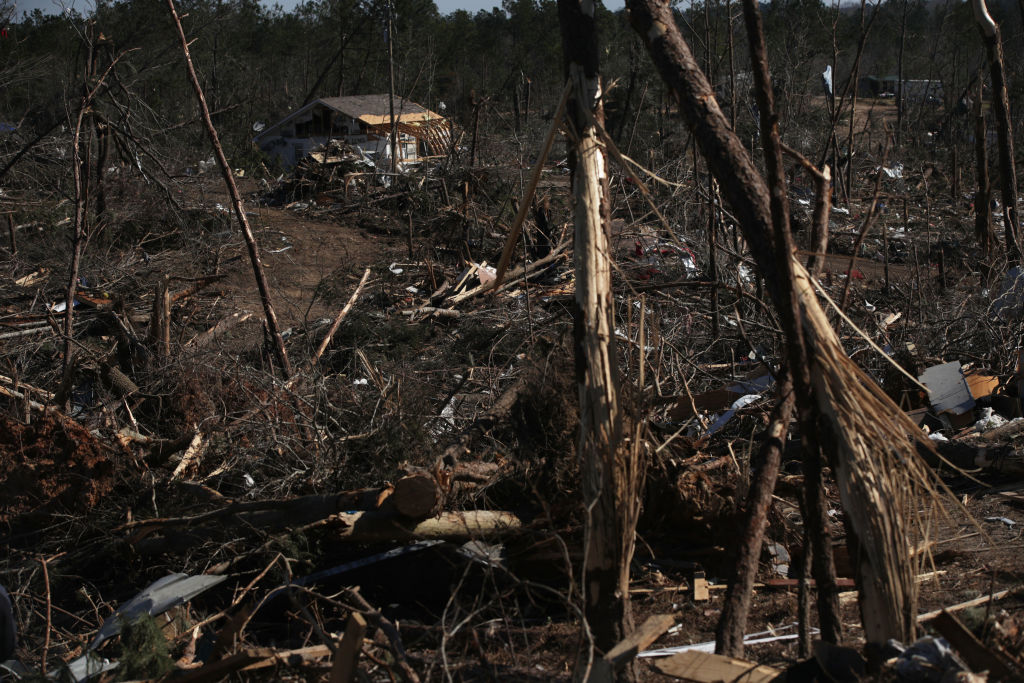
[392,471,443,519]
[331,510,522,543]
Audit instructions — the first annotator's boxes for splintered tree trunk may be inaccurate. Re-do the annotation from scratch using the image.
[558,0,638,666]
[973,0,1020,261]
[627,0,931,651]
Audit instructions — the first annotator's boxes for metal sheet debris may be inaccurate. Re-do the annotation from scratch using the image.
[88,573,226,650]
[641,622,814,657]
[918,362,975,417]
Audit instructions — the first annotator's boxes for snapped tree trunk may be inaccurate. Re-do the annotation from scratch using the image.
[558,0,639,669]
[626,0,939,651]
[973,0,1020,261]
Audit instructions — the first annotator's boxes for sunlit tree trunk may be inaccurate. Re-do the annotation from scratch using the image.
[558,0,639,672]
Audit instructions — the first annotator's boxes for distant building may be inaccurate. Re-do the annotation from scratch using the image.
[858,75,942,103]
[254,95,451,168]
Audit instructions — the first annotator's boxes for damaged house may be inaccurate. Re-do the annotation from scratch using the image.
[254,94,451,168]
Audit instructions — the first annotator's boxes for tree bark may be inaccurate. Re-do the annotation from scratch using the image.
[716,375,794,657]
[741,0,843,644]
[974,79,994,257]
[558,0,638,668]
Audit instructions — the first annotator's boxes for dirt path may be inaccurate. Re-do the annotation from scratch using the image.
[189,178,403,324]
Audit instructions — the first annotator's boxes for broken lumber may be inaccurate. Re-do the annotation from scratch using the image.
[590,614,676,682]
[329,612,368,683]
[652,650,780,682]
[932,609,1020,680]
[186,311,254,349]
[918,589,1012,622]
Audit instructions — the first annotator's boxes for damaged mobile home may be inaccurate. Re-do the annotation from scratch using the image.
[254,94,451,168]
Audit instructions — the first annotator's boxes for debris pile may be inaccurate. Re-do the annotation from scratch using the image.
[2,140,1023,680]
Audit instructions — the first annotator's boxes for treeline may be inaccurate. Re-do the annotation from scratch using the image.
[0,0,1021,163]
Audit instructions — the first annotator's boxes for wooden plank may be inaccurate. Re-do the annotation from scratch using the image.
[239,644,332,671]
[330,612,368,683]
[653,650,780,682]
[693,571,709,601]
[605,614,676,668]
[918,589,1011,622]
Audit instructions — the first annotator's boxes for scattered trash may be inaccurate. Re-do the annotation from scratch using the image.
[886,636,967,682]
[457,540,507,569]
[766,542,790,577]
[878,163,904,179]
[707,393,762,435]
[652,650,782,682]
[642,623,811,657]
[47,299,73,313]
[389,262,404,275]
[53,653,118,682]
[477,264,497,287]
[974,407,1007,432]
[821,64,833,97]
[984,516,1016,528]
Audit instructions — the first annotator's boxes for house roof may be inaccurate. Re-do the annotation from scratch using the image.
[321,95,441,125]
[255,95,444,142]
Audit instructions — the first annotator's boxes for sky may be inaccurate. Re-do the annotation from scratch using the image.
[8,0,625,20]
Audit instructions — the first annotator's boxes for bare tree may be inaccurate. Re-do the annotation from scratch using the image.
[626,0,948,654]
[166,0,293,378]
